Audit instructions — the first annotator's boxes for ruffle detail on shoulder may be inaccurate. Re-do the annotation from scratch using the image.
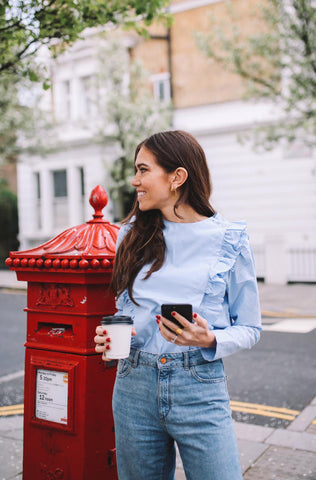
[205,222,248,295]
[216,222,248,274]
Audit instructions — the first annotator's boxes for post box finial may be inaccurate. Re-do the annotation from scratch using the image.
[89,185,108,220]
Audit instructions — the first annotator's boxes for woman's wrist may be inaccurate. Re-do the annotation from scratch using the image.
[204,330,217,349]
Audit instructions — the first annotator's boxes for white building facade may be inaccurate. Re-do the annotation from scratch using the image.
[18,33,119,249]
[17,1,316,284]
[174,101,316,284]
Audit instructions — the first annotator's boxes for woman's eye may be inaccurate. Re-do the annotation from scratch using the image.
[134,166,147,174]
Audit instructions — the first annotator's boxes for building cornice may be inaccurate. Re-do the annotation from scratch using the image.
[173,99,281,136]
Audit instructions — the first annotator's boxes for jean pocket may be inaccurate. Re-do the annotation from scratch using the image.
[117,359,132,378]
[190,362,226,384]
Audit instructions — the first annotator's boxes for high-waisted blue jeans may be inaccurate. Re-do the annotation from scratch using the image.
[112,348,242,480]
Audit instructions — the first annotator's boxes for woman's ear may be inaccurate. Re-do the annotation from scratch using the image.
[171,167,188,190]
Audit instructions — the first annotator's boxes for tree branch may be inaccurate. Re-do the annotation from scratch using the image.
[0,37,39,74]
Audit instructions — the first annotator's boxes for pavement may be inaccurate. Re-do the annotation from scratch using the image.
[1,269,316,479]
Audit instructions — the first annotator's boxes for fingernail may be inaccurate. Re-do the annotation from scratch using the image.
[171,311,176,316]
[106,337,111,342]
[103,329,108,335]
[193,313,197,319]
[156,319,160,324]
[156,315,161,319]
[106,345,111,350]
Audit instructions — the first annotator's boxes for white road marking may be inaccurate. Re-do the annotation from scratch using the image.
[0,370,24,384]
[262,319,316,333]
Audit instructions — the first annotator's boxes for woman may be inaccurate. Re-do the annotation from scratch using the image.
[95,130,261,480]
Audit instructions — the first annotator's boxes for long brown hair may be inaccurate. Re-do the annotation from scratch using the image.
[111,130,216,304]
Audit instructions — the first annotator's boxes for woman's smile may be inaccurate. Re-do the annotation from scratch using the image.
[137,191,146,199]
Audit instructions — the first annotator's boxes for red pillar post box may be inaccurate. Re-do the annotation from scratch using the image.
[6,185,120,480]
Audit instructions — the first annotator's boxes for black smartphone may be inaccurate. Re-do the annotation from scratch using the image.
[161,304,193,329]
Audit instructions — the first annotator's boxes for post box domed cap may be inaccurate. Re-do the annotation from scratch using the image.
[5,185,120,271]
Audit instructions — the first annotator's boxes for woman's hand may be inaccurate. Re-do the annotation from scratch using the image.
[157,311,216,349]
[94,325,136,361]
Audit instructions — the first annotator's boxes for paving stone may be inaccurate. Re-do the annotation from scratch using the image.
[0,416,23,433]
[1,428,23,442]
[287,406,316,432]
[175,443,185,479]
[267,429,316,452]
[243,445,316,480]
[234,421,274,442]
[237,439,269,473]
[306,424,316,435]
[175,467,186,480]
[0,435,22,480]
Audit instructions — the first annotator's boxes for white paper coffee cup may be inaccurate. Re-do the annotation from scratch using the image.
[101,315,133,360]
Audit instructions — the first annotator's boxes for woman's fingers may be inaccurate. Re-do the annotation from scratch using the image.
[96,325,107,335]
[94,332,111,354]
[157,311,216,348]
[159,321,178,342]
[170,311,192,328]
[158,312,192,333]
[94,334,111,344]
[95,324,136,358]
[192,312,209,329]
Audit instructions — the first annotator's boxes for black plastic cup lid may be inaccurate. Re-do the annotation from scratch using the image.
[101,315,133,325]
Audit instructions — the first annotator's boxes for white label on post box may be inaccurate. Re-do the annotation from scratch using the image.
[35,369,68,424]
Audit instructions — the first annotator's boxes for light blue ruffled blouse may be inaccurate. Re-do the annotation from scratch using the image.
[115,213,261,361]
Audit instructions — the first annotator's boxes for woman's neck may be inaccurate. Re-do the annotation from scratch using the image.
[161,204,209,223]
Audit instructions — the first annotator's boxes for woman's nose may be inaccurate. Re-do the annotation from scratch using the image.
[131,175,140,186]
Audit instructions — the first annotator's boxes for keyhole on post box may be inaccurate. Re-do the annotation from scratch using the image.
[108,448,116,467]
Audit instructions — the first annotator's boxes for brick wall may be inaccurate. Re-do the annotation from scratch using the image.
[0,163,17,193]
[133,0,267,108]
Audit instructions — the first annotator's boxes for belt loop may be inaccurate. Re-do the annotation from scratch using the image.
[183,351,189,370]
[131,348,140,368]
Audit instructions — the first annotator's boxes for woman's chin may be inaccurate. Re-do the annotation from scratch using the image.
[138,201,149,211]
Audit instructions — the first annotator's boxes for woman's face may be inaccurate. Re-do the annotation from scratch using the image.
[132,146,175,215]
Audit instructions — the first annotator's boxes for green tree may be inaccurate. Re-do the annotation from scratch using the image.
[1,0,171,80]
[195,0,316,150]
[0,0,171,167]
[95,39,172,219]
[0,70,41,163]
[0,179,19,268]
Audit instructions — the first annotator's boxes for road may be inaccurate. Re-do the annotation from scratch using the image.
[0,292,26,407]
[1,291,316,429]
[224,326,316,428]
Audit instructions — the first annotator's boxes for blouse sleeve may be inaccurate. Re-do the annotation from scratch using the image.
[201,228,262,361]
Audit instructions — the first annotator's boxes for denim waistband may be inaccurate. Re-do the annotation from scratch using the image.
[126,347,220,370]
